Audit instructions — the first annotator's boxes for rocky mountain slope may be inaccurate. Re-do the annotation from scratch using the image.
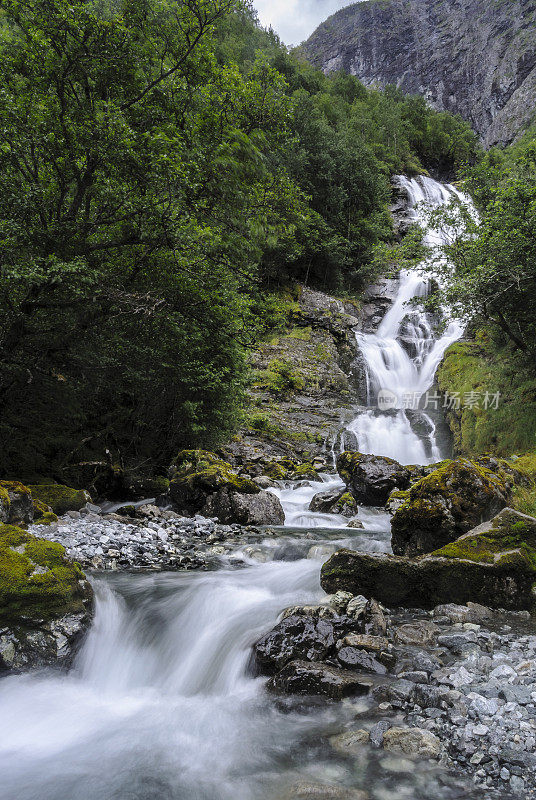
[304,0,536,147]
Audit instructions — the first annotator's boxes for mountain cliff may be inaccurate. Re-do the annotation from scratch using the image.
[304,0,536,147]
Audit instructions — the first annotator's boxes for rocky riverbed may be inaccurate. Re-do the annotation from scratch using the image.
[29,503,271,571]
[255,588,536,799]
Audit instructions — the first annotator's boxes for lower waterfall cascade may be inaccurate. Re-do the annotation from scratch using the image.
[0,176,492,800]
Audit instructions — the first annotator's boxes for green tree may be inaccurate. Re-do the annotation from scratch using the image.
[0,0,298,479]
[428,137,536,361]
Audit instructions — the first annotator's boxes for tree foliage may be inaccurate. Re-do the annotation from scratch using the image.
[0,0,480,481]
[427,132,536,363]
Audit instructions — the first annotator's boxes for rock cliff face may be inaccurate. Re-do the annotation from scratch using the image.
[304,0,536,147]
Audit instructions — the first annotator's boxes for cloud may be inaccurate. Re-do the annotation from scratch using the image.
[253,0,356,46]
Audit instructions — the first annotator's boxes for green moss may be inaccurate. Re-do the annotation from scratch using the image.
[252,358,306,397]
[332,491,357,515]
[433,510,536,571]
[32,498,51,519]
[28,485,90,516]
[286,327,312,341]
[512,486,536,517]
[262,461,289,480]
[290,462,319,480]
[389,489,410,502]
[0,524,89,622]
[0,484,10,519]
[171,449,259,496]
[437,334,536,457]
[38,511,59,525]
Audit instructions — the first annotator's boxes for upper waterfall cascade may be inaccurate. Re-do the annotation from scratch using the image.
[347,175,472,466]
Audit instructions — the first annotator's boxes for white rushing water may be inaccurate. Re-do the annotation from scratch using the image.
[347,175,472,466]
[0,175,477,800]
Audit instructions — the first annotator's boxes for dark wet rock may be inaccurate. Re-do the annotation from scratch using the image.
[364,598,387,636]
[268,660,373,700]
[253,614,338,675]
[413,683,443,708]
[337,647,387,674]
[369,720,392,747]
[387,678,416,705]
[309,487,345,513]
[390,459,514,556]
[408,652,442,674]
[437,631,478,656]
[167,448,285,525]
[169,450,260,512]
[337,452,411,506]
[310,488,358,518]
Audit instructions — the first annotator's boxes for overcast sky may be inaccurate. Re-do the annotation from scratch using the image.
[253,0,356,46]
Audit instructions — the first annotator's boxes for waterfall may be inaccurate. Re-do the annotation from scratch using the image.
[347,175,472,466]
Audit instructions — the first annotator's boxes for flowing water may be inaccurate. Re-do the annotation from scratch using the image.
[347,175,471,467]
[0,177,483,800]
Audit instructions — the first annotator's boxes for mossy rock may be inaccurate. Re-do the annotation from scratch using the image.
[337,451,411,506]
[433,508,536,569]
[0,484,9,523]
[386,488,410,515]
[289,462,320,481]
[321,524,536,611]
[0,523,92,623]
[391,458,513,557]
[28,484,91,516]
[37,511,59,526]
[331,492,358,517]
[0,481,34,525]
[169,449,259,513]
[32,498,59,525]
[116,505,137,517]
[262,461,289,480]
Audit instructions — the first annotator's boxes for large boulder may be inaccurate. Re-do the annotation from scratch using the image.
[321,509,536,610]
[202,486,284,525]
[0,523,93,671]
[169,449,260,513]
[391,459,512,556]
[337,452,412,506]
[0,481,34,525]
[28,484,91,516]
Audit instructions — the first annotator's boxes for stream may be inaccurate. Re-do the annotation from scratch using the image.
[0,177,495,800]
